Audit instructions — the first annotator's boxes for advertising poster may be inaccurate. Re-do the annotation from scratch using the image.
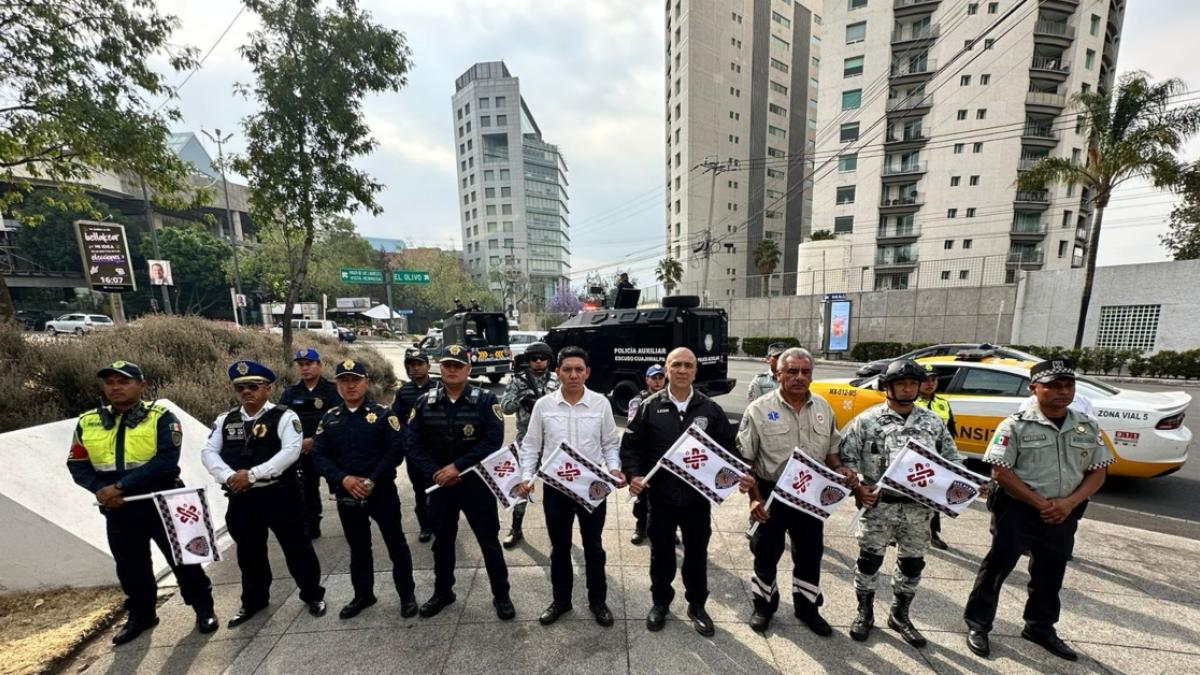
[828,300,852,352]
[148,259,174,286]
[74,220,136,292]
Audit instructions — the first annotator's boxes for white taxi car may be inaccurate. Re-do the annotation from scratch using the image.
[811,355,1190,478]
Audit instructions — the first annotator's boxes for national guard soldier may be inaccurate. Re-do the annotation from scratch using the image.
[622,347,746,637]
[391,348,435,542]
[499,341,559,548]
[312,359,418,620]
[280,348,342,539]
[747,342,786,403]
[964,358,1111,662]
[915,363,954,550]
[839,359,961,648]
[626,363,665,545]
[408,344,515,620]
[201,360,327,627]
[738,348,857,636]
[68,361,217,644]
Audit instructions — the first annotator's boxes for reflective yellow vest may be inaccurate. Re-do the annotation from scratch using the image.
[917,396,952,424]
[72,402,169,471]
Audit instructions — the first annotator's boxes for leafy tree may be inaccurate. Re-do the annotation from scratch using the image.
[545,283,582,315]
[385,247,497,332]
[809,230,837,241]
[1018,72,1200,347]
[1161,164,1200,260]
[753,238,782,296]
[232,0,412,357]
[655,257,683,295]
[146,224,233,315]
[241,216,376,302]
[9,189,122,273]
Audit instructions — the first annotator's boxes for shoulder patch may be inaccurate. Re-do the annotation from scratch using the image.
[493,403,503,420]
[291,418,303,434]
[408,408,416,423]
[388,415,401,431]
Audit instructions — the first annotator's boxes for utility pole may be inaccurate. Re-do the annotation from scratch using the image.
[698,157,735,303]
[202,128,245,325]
[139,178,173,314]
[379,246,395,334]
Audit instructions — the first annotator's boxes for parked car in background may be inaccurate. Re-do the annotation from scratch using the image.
[855,343,1042,377]
[508,330,548,358]
[336,326,356,343]
[44,313,114,336]
[15,309,54,331]
[269,319,340,339]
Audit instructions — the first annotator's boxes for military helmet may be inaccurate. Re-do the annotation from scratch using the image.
[526,342,554,360]
[880,359,926,385]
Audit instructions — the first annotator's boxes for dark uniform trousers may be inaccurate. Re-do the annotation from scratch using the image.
[106,500,214,619]
[648,494,711,608]
[749,480,824,616]
[405,461,433,531]
[297,453,323,532]
[430,473,510,599]
[632,494,649,531]
[226,478,325,608]
[544,487,608,607]
[964,490,1085,632]
[338,481,416,600]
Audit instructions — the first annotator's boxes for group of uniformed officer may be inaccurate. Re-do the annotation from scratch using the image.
[71,341,1107,663]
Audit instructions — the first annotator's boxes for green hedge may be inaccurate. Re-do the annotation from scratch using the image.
[726,336,739,354]
[844,341,1200,379]
[740,337,802,357]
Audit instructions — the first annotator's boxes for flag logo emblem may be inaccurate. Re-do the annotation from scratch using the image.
[175,503,201,524]
[185,536,211,557]
[557,462,582,482]
[906,462,936,488]
[946,480,977,505]
[588,480,612,501]
[683,448,708,470]
[493,459,516,478]
[791,470,812,493]
[714,467,740,490]
[819,485,846,506]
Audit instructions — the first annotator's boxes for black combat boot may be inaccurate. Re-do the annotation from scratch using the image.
[850,591,874,642]
[888,593,927,648]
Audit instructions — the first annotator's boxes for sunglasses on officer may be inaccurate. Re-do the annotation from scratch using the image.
[234,382,263,392]
[529,355,549,362]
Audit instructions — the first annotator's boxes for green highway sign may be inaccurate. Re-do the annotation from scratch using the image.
[340,268,431,285]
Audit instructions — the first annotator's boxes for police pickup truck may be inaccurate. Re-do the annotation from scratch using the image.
[416,310,512,383]
[544,295,736,415]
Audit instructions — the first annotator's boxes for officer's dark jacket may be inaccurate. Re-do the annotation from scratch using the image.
[390,378,435,424]
[620,388,739,507]
[311,400,406,490]
[280,377,342,437]
[67,400,182,495]
[220,406,291,474]
[406,384,504,480]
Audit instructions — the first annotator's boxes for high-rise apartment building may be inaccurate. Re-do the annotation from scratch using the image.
[809,0,1125,293]
[666,0,820,299]
[452,61,570,311]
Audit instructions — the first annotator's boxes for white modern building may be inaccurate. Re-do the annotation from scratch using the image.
[666,0,820,299]
[452,61,570,311]
[809,0,1125,294]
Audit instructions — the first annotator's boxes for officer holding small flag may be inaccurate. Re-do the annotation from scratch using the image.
[68,360,217,645]
[313,359,417,620]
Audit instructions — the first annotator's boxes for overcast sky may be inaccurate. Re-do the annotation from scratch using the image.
[157,0,1200,289]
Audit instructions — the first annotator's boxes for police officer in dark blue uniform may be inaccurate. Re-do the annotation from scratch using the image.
[312,359,418,620]
[280,348,342,539]
[407,344,514,621]
[391,348,436,542]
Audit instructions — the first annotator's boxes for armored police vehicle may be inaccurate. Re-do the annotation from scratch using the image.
[416,310,512,383]
[544,294,735,415]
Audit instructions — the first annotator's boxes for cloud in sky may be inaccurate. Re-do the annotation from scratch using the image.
[156,0,1199,287]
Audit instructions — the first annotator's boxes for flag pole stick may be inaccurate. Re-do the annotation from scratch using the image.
[425,467,478,494]
[846,485,880,534]
[626,462,664,503]
[94,485,204,506]
[746,493,776,538]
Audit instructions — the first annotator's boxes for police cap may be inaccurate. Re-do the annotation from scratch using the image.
[334,358,368,379]
[229,360,276,384]
[646,364,665,377]
[293,347,320,362]
[439,343,470,365]
[404,348,430,364]
[97,360,144,381]
[1031,358,1076,385]
[767,342,788,357]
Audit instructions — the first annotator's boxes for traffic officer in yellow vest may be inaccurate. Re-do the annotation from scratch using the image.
[201,360,327,628]
[68,360,217,645]
[964,358,1112,662]
[915,363,954,550]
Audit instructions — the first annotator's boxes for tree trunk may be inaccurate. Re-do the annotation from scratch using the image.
[281,229,316,361]
[0,276,15,321]
[1073,203,1106,349]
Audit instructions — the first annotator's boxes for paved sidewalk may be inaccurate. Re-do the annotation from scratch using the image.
[70,464,1200,675]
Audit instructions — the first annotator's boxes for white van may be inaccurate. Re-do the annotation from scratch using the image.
[270,319,339,338]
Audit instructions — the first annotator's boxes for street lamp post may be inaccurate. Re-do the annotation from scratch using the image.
[202,128,246,325]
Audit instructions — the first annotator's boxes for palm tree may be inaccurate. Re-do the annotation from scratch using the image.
[753,238,782,297]
[809,229,837,241]
[655,256,683,296]
[1018,72,1200,347]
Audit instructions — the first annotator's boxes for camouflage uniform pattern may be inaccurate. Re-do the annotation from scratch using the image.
[839,402,961,596]
[746,370,779,403]
[500,369,559,442]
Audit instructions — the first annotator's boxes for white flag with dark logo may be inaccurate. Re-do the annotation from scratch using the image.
[538,442,621,513]
[153,487,220,565]
[769,449,852,521]
[879,439,989,518]
[656,424,751,505]
[474,444,527,510]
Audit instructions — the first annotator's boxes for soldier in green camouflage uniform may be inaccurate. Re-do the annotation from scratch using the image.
[746,342,786,403]
[499,341,559,547]
[839,359,961,648]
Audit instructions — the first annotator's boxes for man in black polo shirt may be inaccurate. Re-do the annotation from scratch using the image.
[280,348,342,538]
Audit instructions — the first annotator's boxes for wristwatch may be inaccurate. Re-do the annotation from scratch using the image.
[246,470,258,485]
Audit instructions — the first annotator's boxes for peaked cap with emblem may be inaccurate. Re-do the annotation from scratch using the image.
[1031,358,1076,385]
[766,342,788,357]
[97,360,144,380]
[439,343,470,365]
[335,359,368,378]
[228,359,276,384]
[293,347,321,362]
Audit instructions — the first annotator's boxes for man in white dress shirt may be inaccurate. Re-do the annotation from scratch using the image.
[201,359,327,628]
[516,346,624,627]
